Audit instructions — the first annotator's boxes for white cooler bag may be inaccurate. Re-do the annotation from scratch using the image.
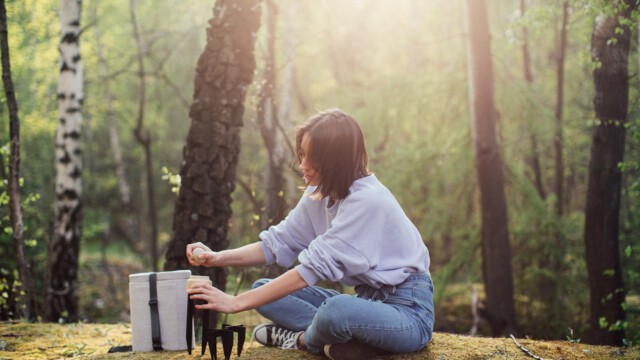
[129,270,194,352]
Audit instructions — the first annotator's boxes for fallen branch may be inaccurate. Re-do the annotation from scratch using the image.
[510,334,545,360]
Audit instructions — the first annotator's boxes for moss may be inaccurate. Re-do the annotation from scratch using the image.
[0,323,638,359]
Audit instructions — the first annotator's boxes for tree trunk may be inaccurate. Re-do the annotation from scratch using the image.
[90,2,142,258]
[520,0,546,200]
[91,3,131,207]
[164,0,262,325]
[47,0,83,323]
[0,0,30,320]
[463,0,517,336]
[278,0,298,204]
[257,0,288,278]
[130,0,159,271]
[258,0,287,229]
[547,0,570,328]
[584,1,635,345]
[554,1,568,217]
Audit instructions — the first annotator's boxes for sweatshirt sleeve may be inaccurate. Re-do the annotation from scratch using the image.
[296,189,388,285]
[258,191,317,268]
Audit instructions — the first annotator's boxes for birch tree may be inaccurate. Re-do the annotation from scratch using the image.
[47,0,83,322]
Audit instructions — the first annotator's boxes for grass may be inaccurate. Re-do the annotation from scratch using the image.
[1,321,638,360]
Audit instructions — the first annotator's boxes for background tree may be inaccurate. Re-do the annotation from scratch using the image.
[0,0,30,320]
[46,0,83,323]
[163,0,262,326]
[547,0,569,325]
[256,0,289,278]
[584,0,637,346]
[90,1,138,255]
[463,0,517,336]
[519,0,546,201]
[129,0,159,272]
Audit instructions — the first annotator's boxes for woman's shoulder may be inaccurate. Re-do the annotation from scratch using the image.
[345,175,394,205]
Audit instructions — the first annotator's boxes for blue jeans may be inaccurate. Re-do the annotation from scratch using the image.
[253,272,434,355]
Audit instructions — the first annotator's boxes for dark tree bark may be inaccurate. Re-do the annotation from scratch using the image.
[584,0,636,346]
[164,0,262,324]
[463,0,517,336]
[47,0,83,322]
[130,0,159,272]
[0,0,30,320]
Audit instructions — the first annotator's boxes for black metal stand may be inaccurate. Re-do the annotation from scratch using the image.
[187,298,245,359]
[222,324,246,357]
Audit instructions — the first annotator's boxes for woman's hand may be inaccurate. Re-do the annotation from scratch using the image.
[187,283,240,313]
[186,242,219,267]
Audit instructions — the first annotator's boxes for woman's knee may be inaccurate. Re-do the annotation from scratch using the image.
[252,278,271,290]
[314,294,353,329]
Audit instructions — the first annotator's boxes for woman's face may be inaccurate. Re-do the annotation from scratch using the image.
[299,134,321,186]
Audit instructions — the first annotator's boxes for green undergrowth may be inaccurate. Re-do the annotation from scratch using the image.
[1,322,638,359]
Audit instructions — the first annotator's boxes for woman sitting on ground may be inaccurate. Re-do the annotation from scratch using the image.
[186,108,435,360]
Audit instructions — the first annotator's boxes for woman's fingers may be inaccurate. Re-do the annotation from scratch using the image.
[186,242,209,266]
[188,284,235,313]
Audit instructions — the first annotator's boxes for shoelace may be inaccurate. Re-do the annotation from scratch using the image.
[271,327,300,349]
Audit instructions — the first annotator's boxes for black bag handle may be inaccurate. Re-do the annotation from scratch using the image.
[149,273,163,351]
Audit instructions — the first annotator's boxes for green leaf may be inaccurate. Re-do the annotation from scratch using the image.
[603,269,615,277]
[599,317,608,329]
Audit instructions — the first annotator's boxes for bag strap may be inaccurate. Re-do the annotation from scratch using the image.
[149,273,163,351]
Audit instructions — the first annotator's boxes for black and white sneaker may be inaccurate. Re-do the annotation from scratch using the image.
[324,340,391,360]
[252,323,303,349]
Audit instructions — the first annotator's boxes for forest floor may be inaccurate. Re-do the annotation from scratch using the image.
[1,322,639,360]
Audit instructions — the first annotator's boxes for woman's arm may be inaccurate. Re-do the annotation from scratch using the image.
[186,242,267,267]
[187,268,308,313]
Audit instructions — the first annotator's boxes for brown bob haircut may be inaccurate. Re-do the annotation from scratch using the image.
[296,108,370,200]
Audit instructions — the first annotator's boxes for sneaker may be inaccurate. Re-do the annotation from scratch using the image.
[252,323,302,349]
[324,340,391,360]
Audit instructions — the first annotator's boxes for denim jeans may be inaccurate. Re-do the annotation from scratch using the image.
[253,272,434,355]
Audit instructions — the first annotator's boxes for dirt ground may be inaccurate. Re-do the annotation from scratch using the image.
[0,322,638,359]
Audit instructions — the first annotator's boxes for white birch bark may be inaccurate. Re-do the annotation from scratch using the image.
[47,0,83,322]
[55,0,83,208]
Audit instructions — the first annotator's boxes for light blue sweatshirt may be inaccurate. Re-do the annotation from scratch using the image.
[259,175,430,288]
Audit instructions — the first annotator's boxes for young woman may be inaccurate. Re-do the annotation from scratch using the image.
[186,108,434,360]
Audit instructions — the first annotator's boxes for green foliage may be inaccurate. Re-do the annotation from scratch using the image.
[1,0,638,344]
[0,144,45,320]
[161,166,181,194]
[620,115,640,345]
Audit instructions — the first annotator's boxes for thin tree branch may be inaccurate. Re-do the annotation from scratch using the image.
[510,335,545,360]
[237,177,262,217]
